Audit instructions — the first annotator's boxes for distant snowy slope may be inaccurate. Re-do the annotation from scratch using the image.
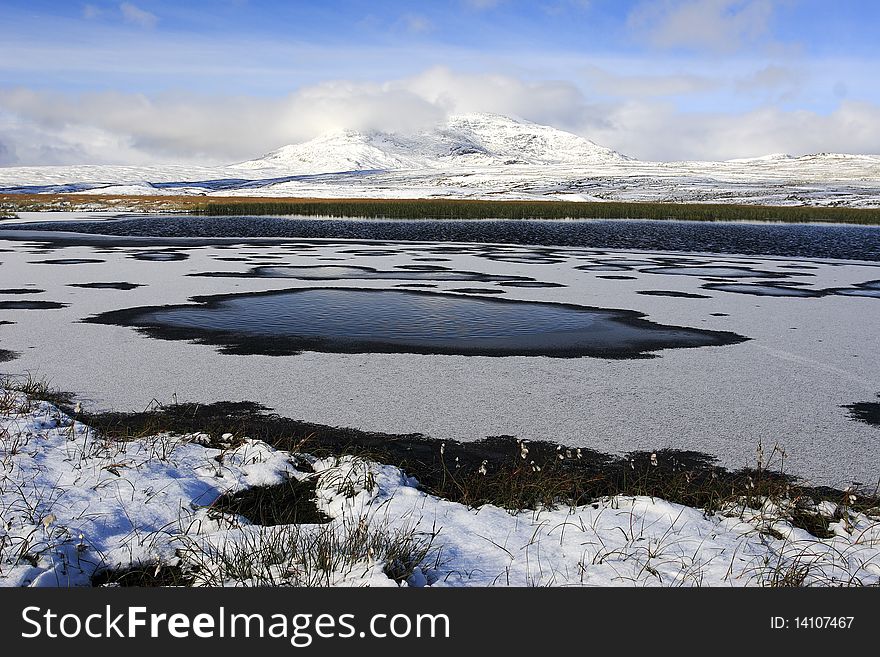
[727,151,880,170]
[236,129,424,173]
[1,113,878,206]
[726,153,795,164]
[235,113,629,173]
[439,113,629,165]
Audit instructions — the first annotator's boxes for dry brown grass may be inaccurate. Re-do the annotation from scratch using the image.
[3,193,880,224]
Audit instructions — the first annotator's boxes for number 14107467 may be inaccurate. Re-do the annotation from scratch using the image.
[771,617,855,630]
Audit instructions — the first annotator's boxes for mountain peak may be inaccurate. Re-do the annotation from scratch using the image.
[235,114,630,173]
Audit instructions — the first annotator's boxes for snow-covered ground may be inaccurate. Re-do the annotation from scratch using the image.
[2,392,878,587]
[2,114,879,206]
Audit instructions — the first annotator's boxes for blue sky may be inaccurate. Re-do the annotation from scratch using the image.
[1,1,879,164]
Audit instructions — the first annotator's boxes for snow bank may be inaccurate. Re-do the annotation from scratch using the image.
[1,391,878,587]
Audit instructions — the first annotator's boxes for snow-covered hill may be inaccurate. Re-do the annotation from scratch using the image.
[0,113,878,206]
[235,113,629,173]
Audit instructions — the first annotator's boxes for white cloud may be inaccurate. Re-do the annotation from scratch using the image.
[402,14,432,33]
[0,107,154,166]
[736,64,800,90]
[734,64,803,102]
[582,65,717,97]
[82,4,102,19]
[403,67,595,128]
[464,0,504,9]
[628,0,780,52]
[1,67,879,166]
[585,98,880,161]
[0,139,15,166]
[119,2,158,29]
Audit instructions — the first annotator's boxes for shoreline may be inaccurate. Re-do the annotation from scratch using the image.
[3,194,880,225]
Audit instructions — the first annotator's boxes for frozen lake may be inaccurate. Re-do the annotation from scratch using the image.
[1,214,878,487]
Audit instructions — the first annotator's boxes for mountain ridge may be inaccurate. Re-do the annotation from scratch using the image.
[235,113,631,174]
[2,113,879,206]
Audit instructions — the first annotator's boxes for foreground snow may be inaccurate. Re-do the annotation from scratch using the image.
[2,114,879,206]
[2,391,878,587]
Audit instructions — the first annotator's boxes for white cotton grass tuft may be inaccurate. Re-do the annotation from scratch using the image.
[844,485,858,506]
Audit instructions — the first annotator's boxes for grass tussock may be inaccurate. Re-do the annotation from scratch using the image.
[119,516,440,587]
[91,564,195,587]
[89,464,438,587]
[0,374,75,414]
[208,477,331,526]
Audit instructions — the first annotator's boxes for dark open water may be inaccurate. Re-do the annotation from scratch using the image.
[4,216,880,261]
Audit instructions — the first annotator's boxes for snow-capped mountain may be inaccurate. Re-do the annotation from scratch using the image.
[236,113,629,173]
[1,113,878,206]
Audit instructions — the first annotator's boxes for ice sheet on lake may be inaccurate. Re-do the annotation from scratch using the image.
[0,229,878,487]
